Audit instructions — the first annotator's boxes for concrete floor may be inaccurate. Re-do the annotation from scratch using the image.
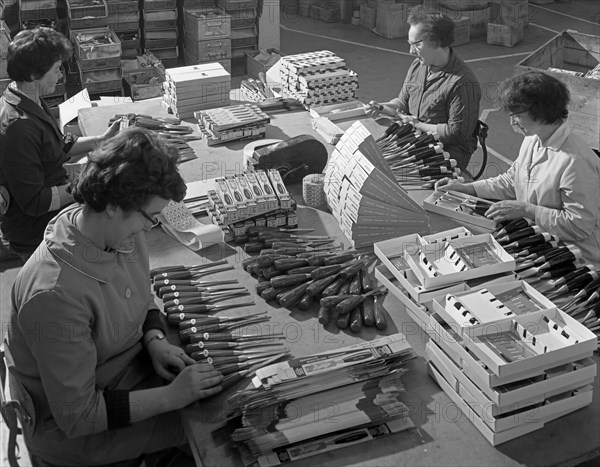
[1,1,599,465]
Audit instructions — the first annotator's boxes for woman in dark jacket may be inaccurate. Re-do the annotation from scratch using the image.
[0,27,119,261]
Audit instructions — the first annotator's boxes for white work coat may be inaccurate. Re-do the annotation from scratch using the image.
[472,123,600,269]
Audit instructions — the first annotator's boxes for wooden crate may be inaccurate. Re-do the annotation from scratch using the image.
[515,29,600,151]
[359,4,376,31]
[487,22,523,47]
[373,3,410,39]
[123,67,165,100]
[453,16,470,46]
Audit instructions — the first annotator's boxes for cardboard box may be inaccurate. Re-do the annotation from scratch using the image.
[123,67,164,101]
[453,16,470,46]
[432,281,558,334]
[515,29,600,150]
[423,190,497,230]
[462,308,597,379]
[428,338,597,413]
[428,344,594,436]
[404,233,515,290]
[245,48,281,80]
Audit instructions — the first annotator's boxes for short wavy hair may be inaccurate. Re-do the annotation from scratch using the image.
[7,27,72,82]
[71,127,186,212]
[408,6,455,48]
[499,71,570,124]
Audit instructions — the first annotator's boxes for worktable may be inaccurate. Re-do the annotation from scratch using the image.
[78,98,600,467]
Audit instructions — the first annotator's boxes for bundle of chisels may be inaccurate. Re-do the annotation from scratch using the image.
[377,121,463,189]
[492,217,600,343]
[109,114,198,163]
[239,226,389,333]
[151,261,289,387]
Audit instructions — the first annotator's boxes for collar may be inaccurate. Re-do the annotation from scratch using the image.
[538,121,571,151]
[4,86,64,141]
[429,48,457,75]
[44,204,122,284]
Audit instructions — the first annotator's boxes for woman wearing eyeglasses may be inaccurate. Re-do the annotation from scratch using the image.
[366,6,481,171]
[435,71,600,269]
[4,127,223,466]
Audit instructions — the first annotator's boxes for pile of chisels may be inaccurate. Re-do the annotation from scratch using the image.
[240,226,389,333]
[494,218,600,341]
[150,260,290,388]
[109,113,198,163]
[377,121,463,189]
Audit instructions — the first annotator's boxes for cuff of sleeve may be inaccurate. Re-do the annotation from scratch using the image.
[436,123,447,140]
[104,390,131,430]
[142,309,166,335]
[49,186,60,212]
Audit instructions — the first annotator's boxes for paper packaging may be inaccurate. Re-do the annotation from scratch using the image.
[427,338,596,416]
[267,169,292,209]
[462,308,597,379]
[423,190,496,230]
[255,170,279,211]
[252,417,414,467]
[158,200,224,250]
[233,175,258,216]
[214,177,240,221]
[404,233,515,289]
[252,333,412,389]
[242,172,270,212]
[433,280,558,335]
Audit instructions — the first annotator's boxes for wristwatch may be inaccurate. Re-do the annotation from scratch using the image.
[145,331,166,347]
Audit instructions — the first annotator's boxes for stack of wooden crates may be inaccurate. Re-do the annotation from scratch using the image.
[106,0,140,59]
[182,7,232,73]
[141,0,179,67]
[216,0,258,74]
[0,19,11,95]
[18,0,57,30]
[66,0,123,96]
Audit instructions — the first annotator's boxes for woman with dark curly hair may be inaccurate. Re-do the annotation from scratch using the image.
[436,71,600,269]
[366,6,481,171]
[4,127,223,466]
[0,27,120,262]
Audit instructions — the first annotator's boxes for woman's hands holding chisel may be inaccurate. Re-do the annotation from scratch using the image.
[167,364,224,408]
[147,338,196,381]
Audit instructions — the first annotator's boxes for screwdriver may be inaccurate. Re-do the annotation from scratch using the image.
[175,311,266,329]
[531,265,594,293]
[165,301,255,315]
[515,240,560,259]
[547,271,599,300]
[306,274,341,297]
[334,289,387,314]
[278,281,313,308]
[163,291,250,309]
[189,332,284,343]
[161,286,246,301]
[495,226,542,245]
[156,280,240,298]
[492,217,534,237]
[504,233,556,252]
[523,262,578,283]
[153,266,235,291]
[151,260,229,280]
[373,294,387,330]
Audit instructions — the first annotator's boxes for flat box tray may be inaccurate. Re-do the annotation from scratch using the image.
[423,190,496,230]
[404,233,515,289]
[427,338,597,414]
[432,280,558,334]
[462,308,597,379]
[427,361,593,445]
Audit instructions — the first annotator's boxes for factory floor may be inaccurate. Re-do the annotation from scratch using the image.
[1,1,600,465]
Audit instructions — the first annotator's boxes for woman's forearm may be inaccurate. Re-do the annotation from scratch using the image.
[67,136,100,160]
[129,386,174,424]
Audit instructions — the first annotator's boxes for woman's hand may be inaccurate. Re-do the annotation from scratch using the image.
[485,200,536,223]
[98,119,121,143]
[168,364,223,408]
[366,100,383,118]
[147,339,196,381]
[434,177,473,194]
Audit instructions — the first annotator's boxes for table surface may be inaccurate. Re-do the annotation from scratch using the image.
[78,99,600,467]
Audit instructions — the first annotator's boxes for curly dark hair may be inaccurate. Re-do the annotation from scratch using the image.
[71,127,186,212]
[499,71,570,124]
[408,6,455,48]
[7,27,72,82]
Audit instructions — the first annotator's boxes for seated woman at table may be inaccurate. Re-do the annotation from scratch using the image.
[4,127,223,466]
[366,6,481,171]
[435,71,600,269]
[0,27,120,262]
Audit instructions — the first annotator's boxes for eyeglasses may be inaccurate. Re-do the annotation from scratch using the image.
[407,39,424,48]
[509,109,530,119]
[139,208,161,230]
